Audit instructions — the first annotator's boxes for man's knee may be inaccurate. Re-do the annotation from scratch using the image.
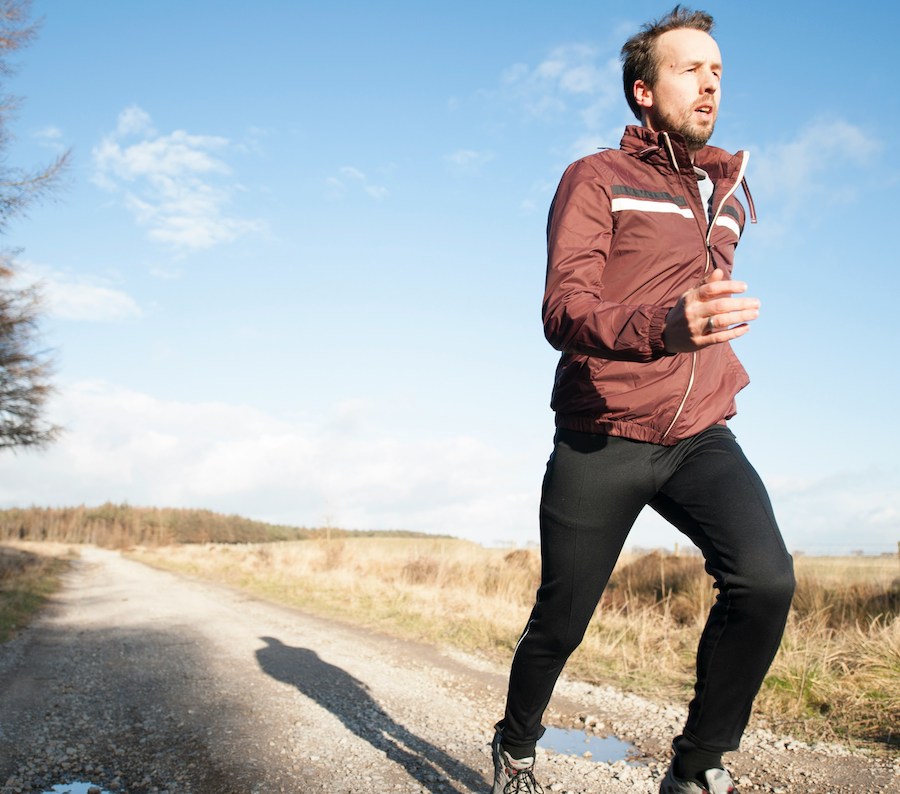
[763,563,795,609]
[741,554,795,616]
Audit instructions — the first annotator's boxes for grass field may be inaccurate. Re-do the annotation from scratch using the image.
[0,542,74,643]
[130,539,899,752]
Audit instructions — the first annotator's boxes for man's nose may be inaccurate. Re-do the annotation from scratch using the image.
[699,69,718,94]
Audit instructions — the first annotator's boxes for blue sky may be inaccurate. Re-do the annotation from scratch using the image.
[1,1,897,553]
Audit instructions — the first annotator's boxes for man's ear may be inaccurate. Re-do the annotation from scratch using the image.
[633,79,653,110]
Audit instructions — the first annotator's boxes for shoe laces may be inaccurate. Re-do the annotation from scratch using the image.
[504,768,544,794]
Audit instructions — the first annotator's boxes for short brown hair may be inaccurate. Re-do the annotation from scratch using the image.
[620,5,715,120]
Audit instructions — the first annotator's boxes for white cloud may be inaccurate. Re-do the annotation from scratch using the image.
[13,262,142,323]
[767,469,899,554]
[0,381,535,544]
[497,44,630,210]
[326,165,389,201]
[92,105,266,252]
[96,130,231,181]
[500,45,622,125]
[749,118,881,234]
[115,105,155,137]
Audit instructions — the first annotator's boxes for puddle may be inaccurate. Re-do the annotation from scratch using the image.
[41,783,112,794]
[540,726,642,764]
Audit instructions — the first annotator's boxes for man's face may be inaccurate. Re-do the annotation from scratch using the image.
[636,28,722,151]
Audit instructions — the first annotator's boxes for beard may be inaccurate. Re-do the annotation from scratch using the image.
[678,118,716,151]
[651,105,716,152]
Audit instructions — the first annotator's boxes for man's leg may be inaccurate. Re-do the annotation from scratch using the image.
[498,429,656,756]
[649,426,795,780]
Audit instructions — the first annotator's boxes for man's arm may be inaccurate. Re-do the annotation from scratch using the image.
[542,160,672,363]
[542,160,760,360]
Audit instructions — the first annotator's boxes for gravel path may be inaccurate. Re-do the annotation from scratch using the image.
[0,547,896,794]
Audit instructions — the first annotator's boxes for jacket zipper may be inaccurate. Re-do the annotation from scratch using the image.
[660,138,751,442]
[705,150,751,251]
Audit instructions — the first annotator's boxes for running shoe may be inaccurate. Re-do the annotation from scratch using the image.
[490,730,544,794]
[659,763,738,793]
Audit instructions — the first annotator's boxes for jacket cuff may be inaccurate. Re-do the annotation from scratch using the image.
[649,305,676,358]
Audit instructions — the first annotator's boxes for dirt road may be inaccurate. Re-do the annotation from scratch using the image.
[0,547,896,793]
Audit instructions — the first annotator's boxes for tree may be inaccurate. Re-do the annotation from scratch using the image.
[0,0,68,450]
[0,262,56,447]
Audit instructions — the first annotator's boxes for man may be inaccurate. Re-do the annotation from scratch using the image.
[490,7,795,794]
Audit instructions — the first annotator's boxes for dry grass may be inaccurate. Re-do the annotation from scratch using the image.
[133,538,536,656]
[759,556,899,747]
[130,540,899,752]
[0,542,74,642]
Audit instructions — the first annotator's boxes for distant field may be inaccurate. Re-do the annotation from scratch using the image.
[130,539,899,752]
[793,554,897,584]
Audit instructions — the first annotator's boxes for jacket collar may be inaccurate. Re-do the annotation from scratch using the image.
[619,125,744,182]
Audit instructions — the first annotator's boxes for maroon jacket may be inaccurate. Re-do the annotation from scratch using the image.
[543,125,757,445]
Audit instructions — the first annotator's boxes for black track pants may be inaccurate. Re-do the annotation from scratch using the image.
[499,425,795,755]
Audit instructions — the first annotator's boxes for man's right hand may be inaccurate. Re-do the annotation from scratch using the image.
[662,268,760,353]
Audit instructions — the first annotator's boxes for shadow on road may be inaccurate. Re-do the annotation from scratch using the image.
[255,636,485,793]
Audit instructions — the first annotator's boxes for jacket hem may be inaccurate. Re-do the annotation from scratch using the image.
[554,414,731,446]
[555,414,669,446]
